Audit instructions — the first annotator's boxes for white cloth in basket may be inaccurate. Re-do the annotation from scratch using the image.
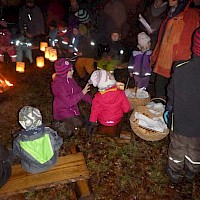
[125,88,149,99]
[146,102,165,115]
[134,112,167,132]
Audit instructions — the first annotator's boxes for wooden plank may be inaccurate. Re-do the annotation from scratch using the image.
[76,180,91,197]
[0,152,90,196]
[70,146,94,200]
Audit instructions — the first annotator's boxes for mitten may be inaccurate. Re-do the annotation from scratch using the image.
[86,122,95,135]
[86,122,98,135]
[163,111,169,124]
[163,103,173,126]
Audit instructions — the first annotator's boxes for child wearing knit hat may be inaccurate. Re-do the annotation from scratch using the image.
[164,27,200,184]
[12,106,63,174]
[87,70,130,136]
[128,32,152,90]
[51,58,92,138]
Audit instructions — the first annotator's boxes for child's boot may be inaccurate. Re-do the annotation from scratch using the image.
[185,168,195,182]
[165,166,182,184]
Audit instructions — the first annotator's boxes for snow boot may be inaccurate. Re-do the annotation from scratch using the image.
[185,168,195,182]
[165,166,182,184]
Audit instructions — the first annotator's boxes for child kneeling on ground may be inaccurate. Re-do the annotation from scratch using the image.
[12,106,63,174]
[51,58,92,138]
[87,69,130,137]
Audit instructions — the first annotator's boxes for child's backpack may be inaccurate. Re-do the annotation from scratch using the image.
[0,144,12,188]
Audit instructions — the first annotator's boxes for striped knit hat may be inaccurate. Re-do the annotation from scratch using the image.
[75,9,90,24]
[54,58,73,77]
[192,27,200,57]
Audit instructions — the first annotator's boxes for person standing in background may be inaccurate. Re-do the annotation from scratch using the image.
[150,0,199,99]
[18,0,45,38]
[141,0,168,49]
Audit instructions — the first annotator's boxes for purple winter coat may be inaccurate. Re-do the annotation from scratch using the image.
[51,76,92,121]
[128,49,152,77]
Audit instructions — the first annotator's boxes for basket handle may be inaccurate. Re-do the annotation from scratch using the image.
[150,97,166,104]
[125,77,130,89]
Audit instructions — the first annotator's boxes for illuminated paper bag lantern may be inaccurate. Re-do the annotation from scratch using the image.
[36,56,44,68]
[16,62,25,73]
[45,47,53,59]
[49,48,57,62]
[40,42,48,52]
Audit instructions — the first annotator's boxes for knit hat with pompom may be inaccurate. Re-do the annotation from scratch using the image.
[54,58,73,77]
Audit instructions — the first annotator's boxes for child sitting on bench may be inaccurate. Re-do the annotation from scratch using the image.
[13,106,63,174]
[87,69,130,137]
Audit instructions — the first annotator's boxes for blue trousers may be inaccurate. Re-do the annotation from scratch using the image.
[16,46,33,63]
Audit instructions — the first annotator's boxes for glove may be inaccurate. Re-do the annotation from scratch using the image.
[163,111,169,124]
[86,122,98,136]
[86,122,95,135]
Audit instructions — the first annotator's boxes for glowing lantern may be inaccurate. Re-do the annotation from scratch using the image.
[36,56,44,68]
[49,48,57,62]
[40,42,48,52]
[16,62,25,73]
[45,47,53,59]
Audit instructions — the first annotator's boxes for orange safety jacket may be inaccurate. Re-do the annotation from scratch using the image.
[151,1,200,78]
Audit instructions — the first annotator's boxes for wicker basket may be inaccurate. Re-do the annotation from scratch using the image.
[127,88,150,110]
[129,98,169,141]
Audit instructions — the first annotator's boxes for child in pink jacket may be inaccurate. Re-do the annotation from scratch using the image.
[87,70,130,135]
[51,58,92,138]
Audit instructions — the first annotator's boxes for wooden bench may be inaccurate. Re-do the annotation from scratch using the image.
[0,152,90,197]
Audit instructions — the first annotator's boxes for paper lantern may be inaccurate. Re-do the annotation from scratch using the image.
[49,48,57,62]
[45,47,53,59]
[36,56,44,68]
[16,62,25,73]
[40,42,48,52]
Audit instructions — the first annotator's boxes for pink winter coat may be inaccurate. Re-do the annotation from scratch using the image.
[89,86,130,126]
[52,76,92,121]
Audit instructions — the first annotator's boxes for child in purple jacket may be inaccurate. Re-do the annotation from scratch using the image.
[51,58,92,138]
[128,32,152,90]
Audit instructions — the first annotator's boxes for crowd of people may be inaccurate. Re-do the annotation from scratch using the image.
[0,0,200,189]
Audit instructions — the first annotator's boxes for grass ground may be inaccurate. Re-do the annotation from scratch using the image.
[0,59,199,200]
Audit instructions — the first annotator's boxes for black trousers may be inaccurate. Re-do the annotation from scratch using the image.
[168,131,200,174]
[155,74,169,98]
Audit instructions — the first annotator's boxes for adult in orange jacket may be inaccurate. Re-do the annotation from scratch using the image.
[150,0,199,98]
